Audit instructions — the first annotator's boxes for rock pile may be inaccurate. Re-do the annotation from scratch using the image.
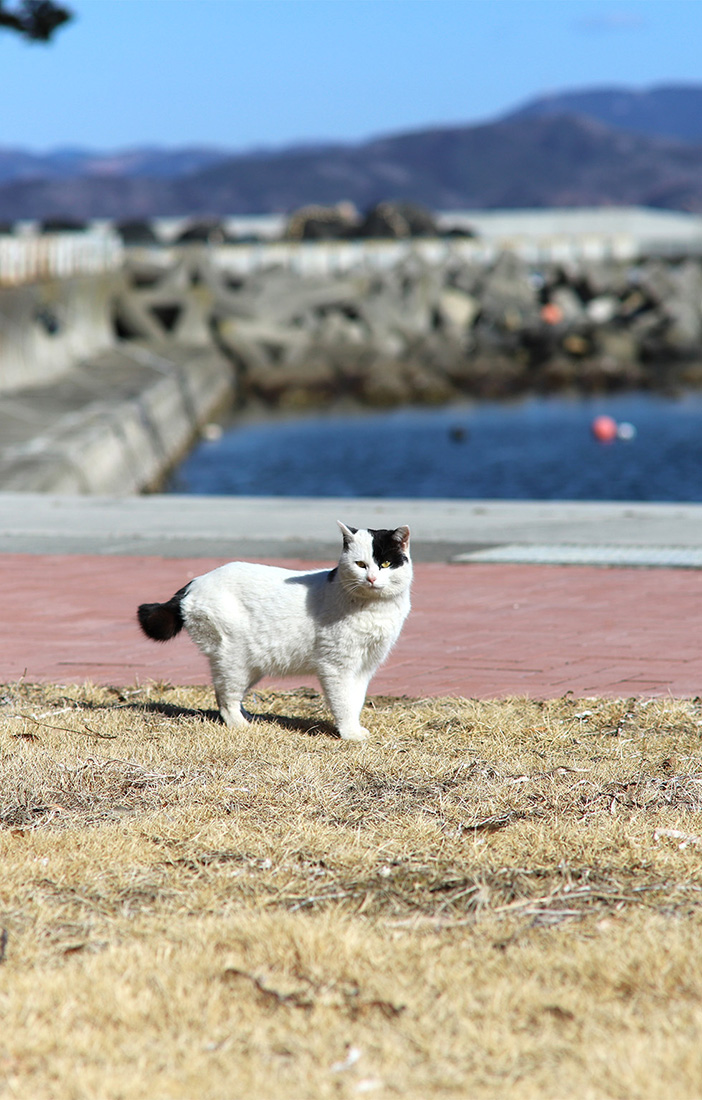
[284,201,447,241]
[116,246,702,410]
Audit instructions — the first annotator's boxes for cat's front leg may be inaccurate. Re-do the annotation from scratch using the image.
[318,668,371,742]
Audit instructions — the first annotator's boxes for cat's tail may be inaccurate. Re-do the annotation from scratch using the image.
[137,584,190,642]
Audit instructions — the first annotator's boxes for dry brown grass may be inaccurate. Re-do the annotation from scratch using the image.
[2,681,702,1099]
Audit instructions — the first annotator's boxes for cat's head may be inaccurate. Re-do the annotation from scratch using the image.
[336,522,412,599]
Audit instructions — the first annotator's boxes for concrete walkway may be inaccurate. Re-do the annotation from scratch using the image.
[4,492,702,559]
[2,493,702,700]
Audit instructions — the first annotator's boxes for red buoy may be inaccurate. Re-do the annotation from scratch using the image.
[591,415,618,443]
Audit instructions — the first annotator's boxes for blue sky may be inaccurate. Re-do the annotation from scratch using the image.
[1,0,701,152]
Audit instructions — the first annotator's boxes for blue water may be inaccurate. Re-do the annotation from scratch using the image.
[168,393,702,501]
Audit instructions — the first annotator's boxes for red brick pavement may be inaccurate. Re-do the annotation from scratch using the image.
[2,553,702,699]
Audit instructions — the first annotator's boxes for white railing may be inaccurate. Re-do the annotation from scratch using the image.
[0,232,124,287]
[201,233,642,278]
[3,224,697,290]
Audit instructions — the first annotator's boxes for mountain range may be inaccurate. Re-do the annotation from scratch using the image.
[4,83,702,222]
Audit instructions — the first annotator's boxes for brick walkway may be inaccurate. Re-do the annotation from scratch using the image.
[3,553,702,699]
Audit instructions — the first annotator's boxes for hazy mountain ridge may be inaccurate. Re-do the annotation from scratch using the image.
[505,83,702,144]
[4,84,702,220]
[0,146,232,184]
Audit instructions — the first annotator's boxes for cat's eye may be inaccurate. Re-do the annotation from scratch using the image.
[381,561,391,568]
[355,561,367,569]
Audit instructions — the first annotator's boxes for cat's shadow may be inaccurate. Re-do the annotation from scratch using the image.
[251,709,337,739]
[128,700,337,739]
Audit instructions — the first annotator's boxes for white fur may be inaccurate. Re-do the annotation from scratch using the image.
[180,522,411,740]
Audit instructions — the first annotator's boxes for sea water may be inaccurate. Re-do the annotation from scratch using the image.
[167,392,702,501]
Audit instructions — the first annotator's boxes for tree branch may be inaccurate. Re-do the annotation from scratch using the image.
[0,0,73,41]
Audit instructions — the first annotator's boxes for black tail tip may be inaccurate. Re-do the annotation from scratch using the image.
[137,599,183,642]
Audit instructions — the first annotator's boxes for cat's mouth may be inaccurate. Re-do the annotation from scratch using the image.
[360,579,390,597]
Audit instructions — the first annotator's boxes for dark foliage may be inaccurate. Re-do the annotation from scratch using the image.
[0,0,72,40]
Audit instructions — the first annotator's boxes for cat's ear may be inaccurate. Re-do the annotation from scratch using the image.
[393,525,411,553]
[337,521,356,548]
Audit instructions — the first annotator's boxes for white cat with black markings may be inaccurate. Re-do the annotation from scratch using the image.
[137,522,412,741]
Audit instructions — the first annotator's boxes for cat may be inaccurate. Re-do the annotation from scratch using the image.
[137,521,412,741]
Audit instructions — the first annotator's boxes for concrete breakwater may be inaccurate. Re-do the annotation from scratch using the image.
[0,273,118,392]
[121,241,702,411]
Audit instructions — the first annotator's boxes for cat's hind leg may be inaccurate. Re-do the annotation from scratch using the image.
[209,651,254,728]
[318,668,371,742]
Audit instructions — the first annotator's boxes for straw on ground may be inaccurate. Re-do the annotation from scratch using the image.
[2,680,702,1099]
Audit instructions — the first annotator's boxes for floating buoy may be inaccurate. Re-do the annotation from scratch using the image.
[449,425,468,443]
[201,422,224,442]
[617,421,637,441]
[591,415,618,443]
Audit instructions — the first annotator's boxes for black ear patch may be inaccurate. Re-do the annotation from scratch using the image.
[369,528,409,569]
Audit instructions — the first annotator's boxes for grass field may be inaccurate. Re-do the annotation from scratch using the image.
[2,679,702,1099]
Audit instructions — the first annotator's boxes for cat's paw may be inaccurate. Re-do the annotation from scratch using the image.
[339,725,370,742]
[219,705,251,728]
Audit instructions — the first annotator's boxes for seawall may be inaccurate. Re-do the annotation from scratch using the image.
[0,341,234,494]
[0,265,235,494]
